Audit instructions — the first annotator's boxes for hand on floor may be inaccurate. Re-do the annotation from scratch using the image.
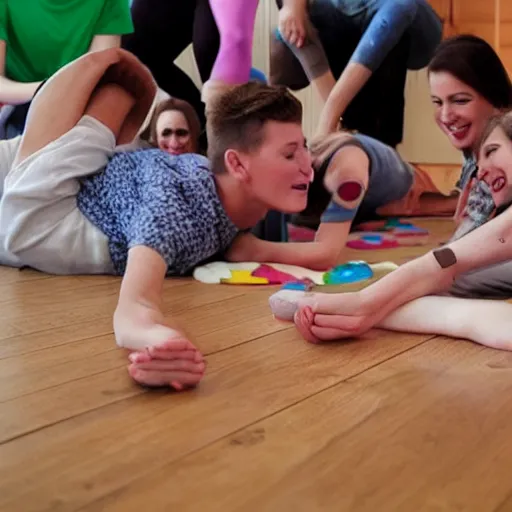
[114,305,205,391]
[128,336,205,391]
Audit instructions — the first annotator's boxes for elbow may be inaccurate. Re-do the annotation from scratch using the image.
[310,248,340,272]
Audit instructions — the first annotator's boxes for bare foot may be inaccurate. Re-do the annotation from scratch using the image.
[128,338,206,391]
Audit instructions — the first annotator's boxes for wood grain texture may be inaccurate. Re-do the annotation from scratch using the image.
[1,219,509,512]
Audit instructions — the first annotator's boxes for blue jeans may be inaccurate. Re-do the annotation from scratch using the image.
[316,0,442,71]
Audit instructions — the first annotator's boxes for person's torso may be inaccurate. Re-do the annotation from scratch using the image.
[352,133,414,210]
[2,0,131,82]
[77,150,238,276]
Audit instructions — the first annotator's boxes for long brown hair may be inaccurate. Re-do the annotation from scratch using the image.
[142,97,201,153]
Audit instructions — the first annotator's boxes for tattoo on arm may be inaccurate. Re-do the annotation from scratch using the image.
[432,247,457,269]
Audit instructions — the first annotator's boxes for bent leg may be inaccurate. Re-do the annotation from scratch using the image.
[0,80,145,274]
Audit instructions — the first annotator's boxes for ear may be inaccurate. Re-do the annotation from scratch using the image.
[224,149,250,182]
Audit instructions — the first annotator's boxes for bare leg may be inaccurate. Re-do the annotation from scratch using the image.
[293,293,512,351]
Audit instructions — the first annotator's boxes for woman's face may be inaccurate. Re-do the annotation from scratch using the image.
[156,110,194,156]
[477,125,512,208]
[429,71,496,152]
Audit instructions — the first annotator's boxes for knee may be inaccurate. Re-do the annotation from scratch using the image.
[378,0,418,28]
[220,28,252,59]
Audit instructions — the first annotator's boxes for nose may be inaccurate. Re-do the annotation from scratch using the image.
[299,148,313,179]
[169,135,181,148]
[440,104,456,124]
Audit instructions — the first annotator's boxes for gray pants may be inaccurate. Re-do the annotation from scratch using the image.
[449,261,512,299]
[0,116,114,274]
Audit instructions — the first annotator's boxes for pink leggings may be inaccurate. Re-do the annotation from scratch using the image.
[208,0,259,84]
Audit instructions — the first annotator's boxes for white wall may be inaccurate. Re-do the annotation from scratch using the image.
[175,0,462,165]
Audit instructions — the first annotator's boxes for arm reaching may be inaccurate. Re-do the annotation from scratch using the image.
[226,221,351,271]
[114,245,183,351]
[114,246,205,390]
[227,142,370,270]
[295,202,512,339]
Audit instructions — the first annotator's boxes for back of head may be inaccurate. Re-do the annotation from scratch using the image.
[207,81,303,173]
[428,34,512,109]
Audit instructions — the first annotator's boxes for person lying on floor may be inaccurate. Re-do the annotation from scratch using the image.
[270,110,512,351]
[0,48,375,391]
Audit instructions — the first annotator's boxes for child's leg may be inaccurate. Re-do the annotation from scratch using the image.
[270,289,512,350]
[378,296,512,351]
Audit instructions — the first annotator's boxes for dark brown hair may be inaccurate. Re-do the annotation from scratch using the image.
[206,81,303,173]
[428,34,512,109]
[143,97,201,153]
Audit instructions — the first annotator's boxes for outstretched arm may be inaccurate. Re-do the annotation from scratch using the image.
[296,201,512,341]
[227,144,369,270]
[114,246,205,390]
[227,221,351,270]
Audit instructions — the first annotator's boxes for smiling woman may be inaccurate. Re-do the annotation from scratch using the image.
[427,35,512,241]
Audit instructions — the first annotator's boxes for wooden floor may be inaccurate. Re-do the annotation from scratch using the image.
[2,218,512,512]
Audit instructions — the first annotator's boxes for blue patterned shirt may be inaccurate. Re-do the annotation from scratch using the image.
[77,150,239,275]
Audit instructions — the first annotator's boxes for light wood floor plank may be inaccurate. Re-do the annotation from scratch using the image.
[82,338,512,512]
[0,328,431,510]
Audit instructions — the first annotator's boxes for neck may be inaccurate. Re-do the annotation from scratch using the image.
[214,173,268,230]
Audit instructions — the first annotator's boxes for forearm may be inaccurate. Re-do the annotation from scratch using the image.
[311,69,336,103]
[254,239,338,271]
[116,247,166,316]
[88,34,121,53]
[317,62,372,134]
[361,209,512,316]
[0,77,41,105]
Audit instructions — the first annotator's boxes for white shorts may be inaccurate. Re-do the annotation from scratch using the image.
[0,116,115,274]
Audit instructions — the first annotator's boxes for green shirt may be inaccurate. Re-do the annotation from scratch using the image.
[0,0,133,83]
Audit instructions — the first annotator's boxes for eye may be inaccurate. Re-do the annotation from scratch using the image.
[431,99,442,106]
[485,146,498,158]
[176,129,190,137]
[453,98,470,105]
[161,128,172,137]
[285,153,295,160]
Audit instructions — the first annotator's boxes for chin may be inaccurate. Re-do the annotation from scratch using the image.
[279,199,308,214]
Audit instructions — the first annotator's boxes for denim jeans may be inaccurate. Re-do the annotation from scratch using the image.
[298,0,442,72]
